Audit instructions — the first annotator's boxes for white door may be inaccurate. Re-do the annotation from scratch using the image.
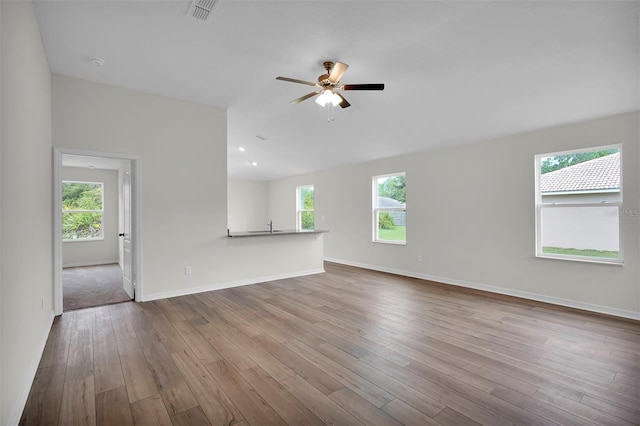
[122,163,134,298]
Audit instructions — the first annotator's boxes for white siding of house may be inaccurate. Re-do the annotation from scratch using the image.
[541,206,619,251]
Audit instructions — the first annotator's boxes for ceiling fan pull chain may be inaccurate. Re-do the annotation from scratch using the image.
[327,103,335,122]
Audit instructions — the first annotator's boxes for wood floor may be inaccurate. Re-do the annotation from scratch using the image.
[21,262,639,425]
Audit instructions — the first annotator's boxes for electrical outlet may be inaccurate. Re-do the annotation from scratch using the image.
[417,255,423,263]
[185,266,192,275]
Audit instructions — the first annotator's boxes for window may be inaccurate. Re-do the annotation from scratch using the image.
[62,181,104,241]
[297,185,314,231]
[535,145,622,263]
[373,173,406,244]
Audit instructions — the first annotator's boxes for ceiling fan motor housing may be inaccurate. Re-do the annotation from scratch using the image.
[318,61,336,85]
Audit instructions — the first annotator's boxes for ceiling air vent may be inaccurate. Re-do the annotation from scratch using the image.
[187,0,219,22]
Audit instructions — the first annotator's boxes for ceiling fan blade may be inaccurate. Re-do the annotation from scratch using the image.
[290,92,319,104]
[336,93,350,108]
[342,83,385,91]
[276,76,317,87]
[328,62,349,83]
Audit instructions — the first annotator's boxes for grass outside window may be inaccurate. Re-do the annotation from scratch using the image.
[542,247,619,259]
[378,226,406,242]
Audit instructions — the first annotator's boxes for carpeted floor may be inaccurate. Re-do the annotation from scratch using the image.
[63,263,131,311]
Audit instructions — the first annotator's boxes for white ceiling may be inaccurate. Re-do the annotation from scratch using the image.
[34,1,639,181]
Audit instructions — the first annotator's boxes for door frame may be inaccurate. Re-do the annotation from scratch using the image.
[53,147,143,315]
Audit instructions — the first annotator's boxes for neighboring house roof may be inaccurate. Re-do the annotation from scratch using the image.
[378,196,406,208]
[541,152,620,194]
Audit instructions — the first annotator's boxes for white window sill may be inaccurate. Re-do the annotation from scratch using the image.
[374,240,406,246]
[63,238,105,243]
[536,254,623,266]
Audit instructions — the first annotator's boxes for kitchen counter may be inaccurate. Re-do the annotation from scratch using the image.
[227,229,328,238]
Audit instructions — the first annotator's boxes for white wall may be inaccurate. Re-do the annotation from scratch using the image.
[62,167,119,267]
[227,179,269,231]
[269,112,640,318]
[52,75,324,300]
[1,2,54,424]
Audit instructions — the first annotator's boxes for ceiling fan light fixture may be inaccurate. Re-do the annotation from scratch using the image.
[315,89,332,107]
[315,89,340,107]
[331,92,341,107]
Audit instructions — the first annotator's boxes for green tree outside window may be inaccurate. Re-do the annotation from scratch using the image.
[62,182,104,240]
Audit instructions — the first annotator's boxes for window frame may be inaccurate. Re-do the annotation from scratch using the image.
[534,144,623,265]
[373,172,406,245]
[296,184,315,232]
[62,180,105,242]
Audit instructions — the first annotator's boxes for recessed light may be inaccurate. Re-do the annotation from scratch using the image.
[251,161,258,166]
[238,147,246,152]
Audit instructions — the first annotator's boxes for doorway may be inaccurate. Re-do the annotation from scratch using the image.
[53,148,142,315]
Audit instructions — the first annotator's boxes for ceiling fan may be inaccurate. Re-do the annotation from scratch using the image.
[276,61,384,109]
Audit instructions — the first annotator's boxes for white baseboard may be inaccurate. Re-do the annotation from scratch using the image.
[8,311,55,426]
[324,257,640,321]
[63,260,119,268]
[141,268,326,302]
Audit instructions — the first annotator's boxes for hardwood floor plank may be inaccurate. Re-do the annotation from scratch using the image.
[239,366,325,426]
[136,332,199,416]
[251,334,343,395]
[533,388,634,426]
[195,323,257,372]
[153,299,186,322]
[284,338,395,408]
[314,342,445,417]
[19,363,66,426]
[313,320,412,367]
[39,319,72,368]
[172,319,223,364]
[328,386,403,426]
[116,337,159,403]
[490,385,598,426]
[130,394,172,426]
[381,398,442,426]
[58,375,96,426]
[91,305,112,324]
[360,352,519,426]
[95,386,134,426]
[202,293,263,337]
[171,349,244,425]
[204,359,287,425]
[171,302,202,322]
[171,406,212,426]
[433,406,483,426]
[65,328,94,382]
[150,314,190,353]
[111,316,137,341]
[107,302,130,319]
[580,393,640,424]
[280,375,363,425]
[93,323,125,394]
[536,354,618,384]
[214,324,295,382]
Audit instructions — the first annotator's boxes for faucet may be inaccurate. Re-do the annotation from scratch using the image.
[268,219,273,233]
